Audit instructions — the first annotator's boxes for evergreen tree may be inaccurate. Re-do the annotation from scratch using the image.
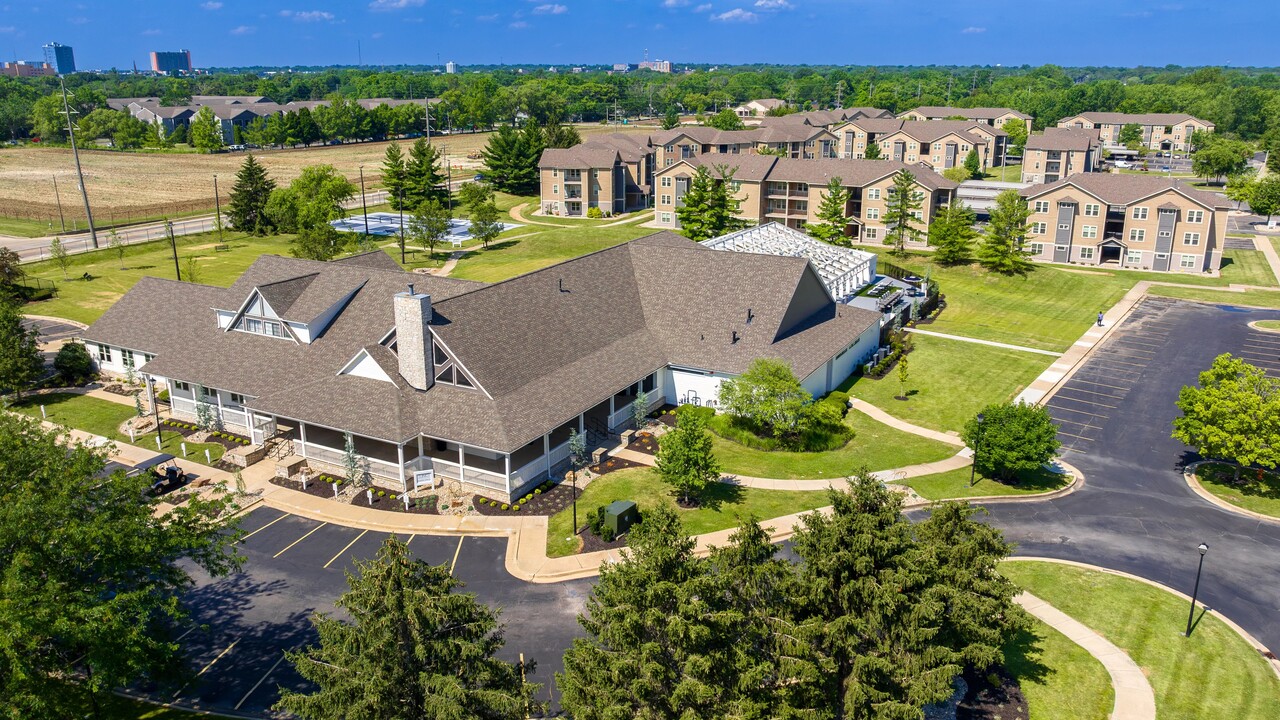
[481,124,544,196]
[882,168,924,254]
[404,138,448,209]
[189,107,225,153]
[655,405,721,505]
[661,106,681,130]
[977,189,1035,274]
[542,121,582,149]
[408,197,452,262]
[226,154,277,235]
[276,536,538,720]
[457,181,494,213]
[381,142,408,210]
[790,471,961,718]
[929,201,978,264]
[804,176,852,245]
[674,165,743,242]
[0,298,42,398]
[963,147,982,178]
[863,139,882,160]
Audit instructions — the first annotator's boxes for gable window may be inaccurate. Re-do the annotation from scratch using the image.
[1132,207,1149,220]
[431,338,476,390]
[235,314,287,339]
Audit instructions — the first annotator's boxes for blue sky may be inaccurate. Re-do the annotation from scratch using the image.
[3,0,1274,70]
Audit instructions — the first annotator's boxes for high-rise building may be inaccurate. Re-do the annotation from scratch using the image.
[43,42,76,74]
[150,49,192,75]
[445,61,457,74]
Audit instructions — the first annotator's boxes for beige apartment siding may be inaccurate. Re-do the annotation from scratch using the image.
[876,132,989,172]
[1021,148,1092,184]
[1056,117,1214,152]
[1025,188,1220,272]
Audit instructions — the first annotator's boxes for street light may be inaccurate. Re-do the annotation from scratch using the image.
[968,412,985,487]
[359,165,369,238]
[1185,542,1209,637]
[213,174,224,244]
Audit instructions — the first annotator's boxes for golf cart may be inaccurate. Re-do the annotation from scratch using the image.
[125,453,189,497]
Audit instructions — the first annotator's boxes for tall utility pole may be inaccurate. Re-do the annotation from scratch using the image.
[425,100,431,143]
[60,76,98,248]
[212,174,224,244]
[359,165,369,236]
[166,220,181,281]
[397,188,405,264]
[51,175,66,232]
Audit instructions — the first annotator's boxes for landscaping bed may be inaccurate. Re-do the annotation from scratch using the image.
[158,418,252,450]
[269,474,350,501]
[474,478,582,516]
[349,487,440,515]
[625,430,659,456]
[1194,461,1280,518]
[955,667,1029,720]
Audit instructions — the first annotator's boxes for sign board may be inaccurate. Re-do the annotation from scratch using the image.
[413,469,436,490]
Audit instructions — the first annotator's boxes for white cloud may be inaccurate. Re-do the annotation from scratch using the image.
[200,1,223,9]
[960,26,985,33]
[0,26,14,33]
[280,9,335,21]
[477,13,499,21]
[509,20,529,28]
[712,7,757,21]
[533,3,567,14]
[230,24,255,34]
[754,0,790,8]
[368,0,424,9]
[662,0,689,6]
[695,3,712,11]
[140,27,162,35]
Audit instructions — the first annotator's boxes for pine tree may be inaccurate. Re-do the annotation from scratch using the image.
[863,139,882,160]
[804,176,852,245]
[963,147,982,178]
[481,124,544,196]
[655,405,721,505]
[0,298,43,399]
[404,138,447,209]
[276,537,538,720]
[542,121,582,149]
[790,471,961,718]
[661,106,681,130]
[882,168,924,254]
[929,201,978,264]
[674,165,743,242]
[978,190,1035,274]
[226,154,277,235]
[381,142,407,210]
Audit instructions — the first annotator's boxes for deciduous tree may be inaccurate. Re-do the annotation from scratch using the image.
[977,189,1034,274]
[53,340,94,385]
[469,200,504,249]
[408,197,452,262]
[717,358,811,438]
[1001,118,1029,153]
[655,405,721,505]
[962,402,1060,481]
[863,139,882,159]
[705,107,746,131]
[0,298,42,398]
[189,106,225,153]
[0,246,24,291]
[1173,353,1280,480]
[49,236,69,279]
[1118,123,1144,149]
[1248,175,1280,223]
[661,106,680,130]
[1192,138,1251,183]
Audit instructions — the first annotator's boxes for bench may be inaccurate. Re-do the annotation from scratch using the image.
[213,244,230,252]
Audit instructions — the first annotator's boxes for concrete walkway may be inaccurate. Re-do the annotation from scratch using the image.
[1254,233,1280,286]
[848,397,966,446]
[905,327,1063,357]
[1016,591,1157,720]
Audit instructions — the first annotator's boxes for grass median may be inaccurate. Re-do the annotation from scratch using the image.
[898,465,1070,501]
[1000,561,1280,720]
[1003,619,1113,720]
[1194,462,1280,518]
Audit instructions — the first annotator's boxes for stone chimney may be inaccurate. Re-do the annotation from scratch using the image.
[394,284,433,391]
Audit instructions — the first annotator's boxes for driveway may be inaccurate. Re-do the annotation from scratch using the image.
[977,297,1280,652]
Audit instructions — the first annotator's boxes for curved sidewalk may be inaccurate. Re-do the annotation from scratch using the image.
[1015,591,1156,720]
[848,398,966,446]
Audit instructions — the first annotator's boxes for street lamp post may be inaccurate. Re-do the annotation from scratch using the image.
[166,220,181,281]
[1185,542,1209,637]
[212,174,224,244]
[359,165,369,238]
[968,412,985,487]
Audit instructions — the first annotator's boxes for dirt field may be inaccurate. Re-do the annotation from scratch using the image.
[0,123,655,223]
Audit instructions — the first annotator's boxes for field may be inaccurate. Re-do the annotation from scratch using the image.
[0,124,655,228]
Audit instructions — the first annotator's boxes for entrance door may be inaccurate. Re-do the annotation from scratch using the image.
[1100,244,1122,264]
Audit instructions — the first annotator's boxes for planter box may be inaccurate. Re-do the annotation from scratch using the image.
[274,455,307,479]
[224,443,269,468]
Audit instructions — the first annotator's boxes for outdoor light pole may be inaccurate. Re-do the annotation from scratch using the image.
[1185,542,1209,637]
[397,188,406,264]
[359,165,369,237]
[167,220,181,281]
[968,412,985,487]
[212,174,224,244]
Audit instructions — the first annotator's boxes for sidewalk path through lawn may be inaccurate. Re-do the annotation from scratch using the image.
[904,327,1063,357]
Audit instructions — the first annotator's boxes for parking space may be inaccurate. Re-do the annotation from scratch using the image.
[1238,329,1280,376]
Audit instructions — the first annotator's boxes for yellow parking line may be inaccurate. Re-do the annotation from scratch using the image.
[273,523,328,558]
[239,513,288,542]
[323,529,368,569]
[405,533,415,545]
[450,536,464,574]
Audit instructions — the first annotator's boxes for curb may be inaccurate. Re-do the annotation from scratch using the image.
[1005,557,1280,682]
[21,313,89,329]
[900,458,1084,510]
[1182,461,1280,526]
[1247,320,1280,334]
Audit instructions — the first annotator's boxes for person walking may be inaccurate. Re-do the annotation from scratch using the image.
[1097,311,1104,327]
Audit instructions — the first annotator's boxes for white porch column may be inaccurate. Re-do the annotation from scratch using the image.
[397,442,407,491]
[609,396,615,417]
[299,422,308,458]
[458,444,466,484]
[504,454,512,493]
[214,391,225,427]
[543,433,551,479]
[417,435,424,461]
[578,414,584,433]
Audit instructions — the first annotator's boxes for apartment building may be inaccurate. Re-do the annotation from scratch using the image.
[735,98,787,117]
[651,126,839,168]
[1021,127,1102,184]
[1020,174,1227,273]
[539,133,655,216]
[750,107,895,129]
[652,155,957,243]
[836,119,1007,170]
[0,61,55,77]
[900,106,1033,134]
[1055,112,1215,152]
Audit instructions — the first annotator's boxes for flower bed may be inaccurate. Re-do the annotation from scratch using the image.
[474,479,582,516]
[625,430,659,456]
[269,473,351,500]
[350,487,440,515]
[587,456,644,475]
[158,419,252,449]
[102,383,141,397]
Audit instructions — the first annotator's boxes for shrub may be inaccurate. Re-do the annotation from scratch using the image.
[586,206,604,219]
[53,342,95,385]
[501,503,509,510]
[601,525,616,543]
[512,504,520,511]
[534,488,541,495]
[377,490,386,497]
[523,494,533,503]
[677,404,715,423]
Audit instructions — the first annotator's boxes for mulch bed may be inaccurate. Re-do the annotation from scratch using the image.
[625,430,659,456]
[349,489,440,515]
[158,419,252,451]
[473,479,583,517]
[579,528,629,554]
[102,383,141,397]
[270,474,349,501]
[587,456,644,475]
[955,667,1028,720]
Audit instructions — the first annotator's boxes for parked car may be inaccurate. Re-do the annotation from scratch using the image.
[1113,160,1132,169]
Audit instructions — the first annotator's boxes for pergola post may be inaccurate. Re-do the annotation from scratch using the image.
[458,444,466,484]
[298,422,308,458]
[397,442,407,492]
[543,433,551,479]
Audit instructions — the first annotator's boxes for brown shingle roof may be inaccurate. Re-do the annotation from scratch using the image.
[1020,174,1229,209]
[538,147,620,170]
[1026,128,1099,152]
[906,106,1030,121]
[1068,112,1212,127]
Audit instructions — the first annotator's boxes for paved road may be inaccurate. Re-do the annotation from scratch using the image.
[977,297,1280,653]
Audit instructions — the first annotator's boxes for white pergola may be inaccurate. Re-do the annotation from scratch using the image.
[701,222,877,303]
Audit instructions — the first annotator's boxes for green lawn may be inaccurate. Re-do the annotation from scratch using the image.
[844,334,1050,433]
[21,231,297,325]
[450,223,656,283]
[0,215,57,237]
[1149,285,1280,309]
[1216,249,1279,287]
[545,467,829,557]
[1000,562,1280,720]
[1195,462,1280,518]
[1256,319,1280,331]
[983,163,1023,182]
[1004,620,1113,720]
[10,393,225,463]
[711,409,957,480]
[898,465,1070,501]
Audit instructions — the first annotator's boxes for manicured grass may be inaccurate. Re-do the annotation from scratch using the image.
[1195,462,1280,518]
[1217,249,1279,287]
[1148,285,1280,309]
[450,223,656,283]
[77,690,210,719]
[10,392,225,463]
[844,334,1050,433]
[20,231,297,325]
[1004,619,1113,720]
[1256,319,1280,331]
[898,465,1070,501]
[545,467,829,558]
[1000,562,1280,720]
[0,215,56,237]
[983,163,1023,183]
[711,409,957,479]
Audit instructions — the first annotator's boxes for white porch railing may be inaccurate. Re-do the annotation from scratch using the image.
[403,455,509,493]
[463,465,508,493]
[608,403,634,430]
[300,442,401,482]
[510,455,547,490]
[548,440,571,467]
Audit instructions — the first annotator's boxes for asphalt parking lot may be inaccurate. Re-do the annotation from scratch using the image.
[166,507,591,717]
[23,317,83,343]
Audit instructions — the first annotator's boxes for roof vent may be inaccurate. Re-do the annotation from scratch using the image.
[407,283,415,295]
[732,330,740,344]
[746,308,754,324]
[559,278,569,293]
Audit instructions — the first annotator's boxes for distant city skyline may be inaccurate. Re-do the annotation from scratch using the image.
[1,0,1272,70]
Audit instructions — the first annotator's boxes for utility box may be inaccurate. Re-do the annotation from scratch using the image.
[603,500,640,536]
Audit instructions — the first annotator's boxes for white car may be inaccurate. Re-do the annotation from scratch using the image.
[1113,160,1132,169]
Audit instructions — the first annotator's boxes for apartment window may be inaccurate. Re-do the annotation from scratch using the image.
[1084,203,1100,217]
[911,210,923,221]
[1180,254,1197,269]
[1031,222,1047,235]
[664,158,674,167]
[866,208,880,220]
[229,393,246,405]
[1186,210,1204,223]
[96,344,111,363]
[1079,247,1095,260]
[1158,230,1172,239]
[1129,228,1146,242]
[659,212,672,224]
[174,381,191,392]
[1126,250,1143,265]
[122,352,135,369]
[551,169,558,177]
[1183,232,1201,246]
[592,169,599,178]
[864,228,878,240]
[796,183,810,193]
[1132,207,1149,220]
[660,194,672,206]
[664,144,674,153]
[142,353,154,364]
[660,176,672,188]
[1029,242,1045,255]
[1034,201,1050,213]
[1058,223,1070,231]
[235,316,287,339]
[1082,225,1097,239]
[932,156,940,164]
[867,188,880,200]
[795,201,808,213]
[552,184,558,195]
[729,181,742,193]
